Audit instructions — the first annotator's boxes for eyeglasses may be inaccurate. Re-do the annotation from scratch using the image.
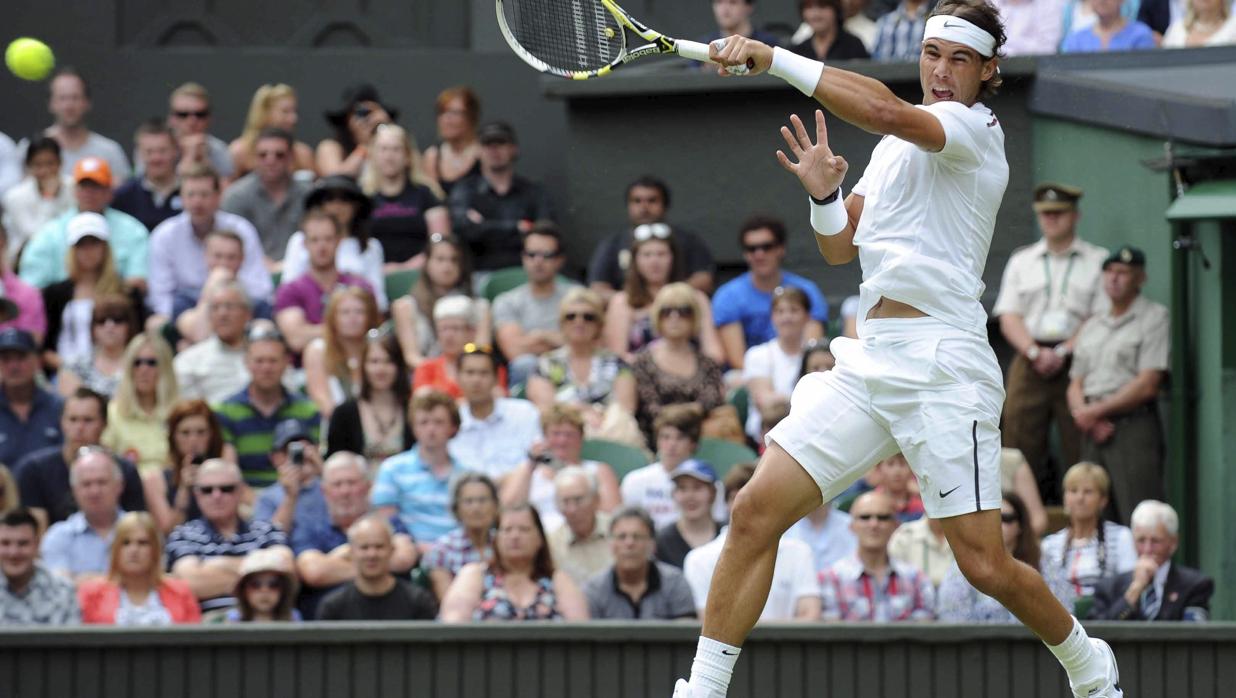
[855,513,895,522]
[93,315,128,327]
[743,242,780,254]
[172,109,211,120]
[463,343,493,355]
[132,357,159,368]
[522,250,559,260]
[195,484,239,495]
[633,223,672,242]
[1000,512,1019,524]
[658,305,694,319]
[245,577,283,591]
[562,312,598,323]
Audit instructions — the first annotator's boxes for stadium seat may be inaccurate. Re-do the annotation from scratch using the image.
[694,438,757,480]
[581,438,650,480]
[481,267,529,302]
[271,271,282,289]
[384,269,420,301]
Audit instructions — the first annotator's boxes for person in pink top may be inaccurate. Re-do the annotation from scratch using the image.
[0,221,47,342]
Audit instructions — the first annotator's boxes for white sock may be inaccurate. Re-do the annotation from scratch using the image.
[688,636,741,694]
[1046,618,1104,689]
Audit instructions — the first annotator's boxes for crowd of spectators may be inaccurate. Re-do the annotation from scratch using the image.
[0,18,1220,628]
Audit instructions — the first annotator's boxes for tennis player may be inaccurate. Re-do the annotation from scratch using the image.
[673,1,1123,696]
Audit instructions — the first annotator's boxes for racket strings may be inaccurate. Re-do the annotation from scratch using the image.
[503,0,623,72]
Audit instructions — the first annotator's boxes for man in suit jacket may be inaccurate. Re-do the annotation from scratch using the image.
[1090,500,1213,621]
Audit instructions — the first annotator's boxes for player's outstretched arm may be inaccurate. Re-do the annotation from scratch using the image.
[709,37,946,152]
[776,110,862,265]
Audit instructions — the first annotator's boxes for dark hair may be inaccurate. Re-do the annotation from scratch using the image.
[24,136,61,166]
[624,235,685,310]
[928,0,1007,99]
[800,0,843,15]
[800,340,835,376]
[609,506,656,538]
[523,220,564,255]
[653,403,704,444]
[625,176,671,210]
[450,472,499,520]
[739,215,787,248]
[360,332,411,406]
[411,236,476,319]
[492,503,555,580]
[68,386,108,423]
[0,507,39,533]
[771,285,811,314]
[133,118,175,145]
[255,126,294,150]
[456,346,500,374]
[1002,491,1040,569]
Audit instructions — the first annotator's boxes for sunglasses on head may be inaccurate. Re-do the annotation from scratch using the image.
[246,323,286,346]
[743,242,780,254]
[658,305,694,319]
[173,109,210,120]
[196,484,238,495]
[132,357,158,368]
[633,223,671,242]
[563,312,599,323]
[463,342,493,355]
[855,513,895,522]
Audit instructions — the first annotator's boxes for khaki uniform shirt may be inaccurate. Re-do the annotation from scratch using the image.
[888,518,955,588]
[547,512,613,585]
[1070,295,1170,399]
[992,237,1109,343]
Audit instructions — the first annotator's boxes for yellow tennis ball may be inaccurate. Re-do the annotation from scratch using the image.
[6,38,56,82]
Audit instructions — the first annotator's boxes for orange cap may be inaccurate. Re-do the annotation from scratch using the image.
[72,157,113,187]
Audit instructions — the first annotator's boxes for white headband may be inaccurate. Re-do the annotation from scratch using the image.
[923,15,997,57]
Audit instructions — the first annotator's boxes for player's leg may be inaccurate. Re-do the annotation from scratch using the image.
[679,372,898,697]
[938,510,1122,697]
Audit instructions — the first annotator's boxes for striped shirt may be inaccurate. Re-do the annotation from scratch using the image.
[872,1,929,61]
[421,527,493,577]
[165,517,287,611]
[212,387,320,487]
[371,449,461,542]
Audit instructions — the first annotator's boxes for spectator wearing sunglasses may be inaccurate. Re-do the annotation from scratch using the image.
[156,82,234,180]
[101,331,179,473]
[165,458,288,617]
[55,295,138,400]
[630,283,727,447]
[221,128,311,261]
[526,288,640,447]
[493,222,579,388]
[587,176,715,302]
[713,216,828,370]
[818,491,935,622]
[605,230,724,366]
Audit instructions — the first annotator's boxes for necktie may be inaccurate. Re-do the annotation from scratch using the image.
[1141,584,1161,620]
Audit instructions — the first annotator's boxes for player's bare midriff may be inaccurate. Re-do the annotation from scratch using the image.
[866,296,929,320]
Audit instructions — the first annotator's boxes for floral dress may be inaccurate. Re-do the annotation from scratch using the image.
[473,571,560,621]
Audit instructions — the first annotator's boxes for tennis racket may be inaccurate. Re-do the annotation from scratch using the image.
[497,0,753,80]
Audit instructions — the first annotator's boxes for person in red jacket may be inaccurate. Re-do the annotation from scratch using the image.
[77,511,201,625]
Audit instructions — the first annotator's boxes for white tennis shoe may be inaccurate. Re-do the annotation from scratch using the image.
[673,679,725,698]
[1072,639,1123,697]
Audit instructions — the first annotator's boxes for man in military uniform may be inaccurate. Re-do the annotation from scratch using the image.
[1067,246,1169,523]
[993,183,1108,503]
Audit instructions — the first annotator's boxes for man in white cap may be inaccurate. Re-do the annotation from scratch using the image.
[681,2,1123,696]
[19,156,149,291]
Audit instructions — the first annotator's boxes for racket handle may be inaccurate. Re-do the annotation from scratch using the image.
[674,39,753,75]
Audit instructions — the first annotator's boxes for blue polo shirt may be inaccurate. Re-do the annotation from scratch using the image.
[212,388,320,487]
[291,513,410,556]
[0,386,63,468]
[19,207,150,288]
[39,509,122,577]
[253,479,328,536]
[371,450,460,543]
[711,271,829,347]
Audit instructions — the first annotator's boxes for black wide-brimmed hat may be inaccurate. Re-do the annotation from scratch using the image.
[323,83,400,128]
[305,175,373,221]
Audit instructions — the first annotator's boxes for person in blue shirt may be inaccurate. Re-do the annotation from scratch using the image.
[1061,0,1157,52]
[712,215,828,369]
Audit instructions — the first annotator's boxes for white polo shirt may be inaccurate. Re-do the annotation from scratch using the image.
[683,527,819,621]
[851,99,1009,338]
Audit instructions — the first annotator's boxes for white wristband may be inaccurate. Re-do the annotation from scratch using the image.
[809,190,847,237]
[769,46,824,97]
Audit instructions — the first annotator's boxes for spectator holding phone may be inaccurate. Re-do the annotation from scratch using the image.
[252,419,327,539]
[316,84,396,178]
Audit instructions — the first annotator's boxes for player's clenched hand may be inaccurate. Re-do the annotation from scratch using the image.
[708,35,771,76]
[776,111,847,200]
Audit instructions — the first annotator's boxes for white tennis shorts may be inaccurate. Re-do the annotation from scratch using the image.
[767,317,1005,519]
